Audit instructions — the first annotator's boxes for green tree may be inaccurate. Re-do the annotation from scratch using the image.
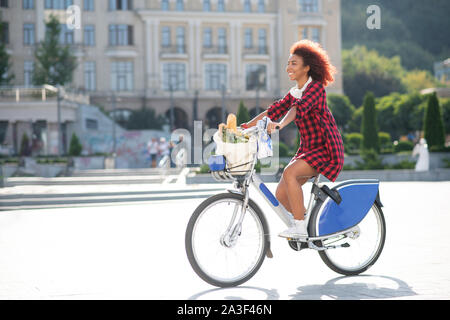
[20,133,31,156]
[327,94,355,133]
[68,133,82,156]
[126,107,165,130]
[33,14,77,86]
[343,46,406,107]
[0,20,13,85]
[361,92,379,153]
[236,100,250,125]
[423,93,446,150]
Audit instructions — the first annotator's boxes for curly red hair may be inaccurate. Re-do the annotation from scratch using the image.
[290,40,336,87]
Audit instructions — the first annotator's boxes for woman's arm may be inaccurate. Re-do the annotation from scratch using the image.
[243,110,268,128]
[267,106,296,133]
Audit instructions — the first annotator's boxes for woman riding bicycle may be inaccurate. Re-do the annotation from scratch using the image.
[242,40,345,239]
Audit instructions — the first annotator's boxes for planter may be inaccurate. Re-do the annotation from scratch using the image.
[72,156,105,170]
[0,163,19,178]
[35,163,67,177]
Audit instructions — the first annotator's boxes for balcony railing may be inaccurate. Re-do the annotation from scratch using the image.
[202,45,228,55]
[243,46,269,56]
[160,44,187,55]
[0,85,89,104]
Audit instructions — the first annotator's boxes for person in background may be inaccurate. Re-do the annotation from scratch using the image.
[147,137,159,168]
[412,138,429,172]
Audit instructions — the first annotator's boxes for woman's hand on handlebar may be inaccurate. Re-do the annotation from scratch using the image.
[267,122,281,134]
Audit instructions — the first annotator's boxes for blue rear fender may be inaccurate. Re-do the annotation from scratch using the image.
[317,179,380,237]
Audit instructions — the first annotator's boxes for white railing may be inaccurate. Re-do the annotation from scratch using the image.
[0,85,90,104]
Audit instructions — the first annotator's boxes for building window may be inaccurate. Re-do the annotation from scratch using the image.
[258,29,267,54]
[162,26,171,47]
[176,26,185,53]
[258,0,265,13]
[0,22,8,44]
[205,64,227,91]
[301,27,308,39]
[111,61,133,91]
[311,27,320,43]
[244,28,252,49]
[299,0,319,13]
[84,25,95,46]
[176,0,184,11]
[109,0,132,10]
[23,23,35,45]
[85,119,98,130]
[161,0,169,11]
[163,63,186,91]
[109,24,133,46]
[84,61,96,91]
[23,0,34,9]
[218,28,227,54]
[203,0,211,11]
[0,0,8,8]
[83,0,94,11]
[246,64,267,91]
[203,28,212,48]
[24,61,34,86]
[244,0,251,13]
[59,24,74,44]
[217,0,225,12]
[44,0,73,9]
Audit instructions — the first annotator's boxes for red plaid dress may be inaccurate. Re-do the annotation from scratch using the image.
[267,80,344,182]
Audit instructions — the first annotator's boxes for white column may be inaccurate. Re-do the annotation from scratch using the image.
[195,20,202,91]
[235,21,243,94]
[269,20,277,95]
[144,19,153,95]
[36,0,45,42]
[189,20,196,91]
[151,19,160,93]
[73,0,82,44]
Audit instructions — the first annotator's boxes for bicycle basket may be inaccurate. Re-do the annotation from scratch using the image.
[213,130,257,175]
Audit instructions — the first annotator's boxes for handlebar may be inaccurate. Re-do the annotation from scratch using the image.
[241,117,280,135]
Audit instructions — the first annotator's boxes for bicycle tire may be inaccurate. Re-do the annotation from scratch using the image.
[185,193,270,287]
[308,202,386,276]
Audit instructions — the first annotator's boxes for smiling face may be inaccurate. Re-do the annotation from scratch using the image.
[286,54,310,82]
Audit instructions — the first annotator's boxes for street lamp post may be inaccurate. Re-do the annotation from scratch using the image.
[57,85,62,157]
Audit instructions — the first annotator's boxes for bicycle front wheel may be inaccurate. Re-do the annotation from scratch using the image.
[309,202,386,276]
[185,193,269,287]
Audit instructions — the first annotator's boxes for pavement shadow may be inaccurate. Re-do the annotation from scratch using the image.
[188,286,280,300]
[290,275,417,300]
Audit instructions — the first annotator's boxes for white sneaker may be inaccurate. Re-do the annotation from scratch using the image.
[279,220,308,239]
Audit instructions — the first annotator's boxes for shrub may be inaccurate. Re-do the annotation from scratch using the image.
[394,140,414,152]
[345,132,363,151]
[68,133,83,156]
[354,148,384,170]
[19,133,31,156]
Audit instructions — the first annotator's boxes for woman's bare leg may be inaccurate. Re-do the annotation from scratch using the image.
[281,159,318,220]
[275,176,310,214]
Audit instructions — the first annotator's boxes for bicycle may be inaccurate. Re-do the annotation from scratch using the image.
[185,120,386,288]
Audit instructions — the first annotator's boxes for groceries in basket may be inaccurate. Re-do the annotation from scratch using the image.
[218,114,250,144]
[213,113,257,175]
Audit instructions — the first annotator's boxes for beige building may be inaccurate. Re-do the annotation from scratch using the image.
[1,0,342,130]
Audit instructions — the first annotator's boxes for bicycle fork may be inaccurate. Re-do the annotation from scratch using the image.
[220,181,250,248]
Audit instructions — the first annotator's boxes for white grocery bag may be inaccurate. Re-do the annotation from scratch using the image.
[213,130,257,174]
[256,118,273,159]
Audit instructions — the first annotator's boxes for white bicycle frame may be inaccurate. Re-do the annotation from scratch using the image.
[224,124,359,249]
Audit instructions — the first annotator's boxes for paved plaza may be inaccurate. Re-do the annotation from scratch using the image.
[0,181,449,300]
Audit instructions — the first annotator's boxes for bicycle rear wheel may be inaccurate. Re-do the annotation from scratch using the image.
[185,193,269,287]
[309,202,386,276]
